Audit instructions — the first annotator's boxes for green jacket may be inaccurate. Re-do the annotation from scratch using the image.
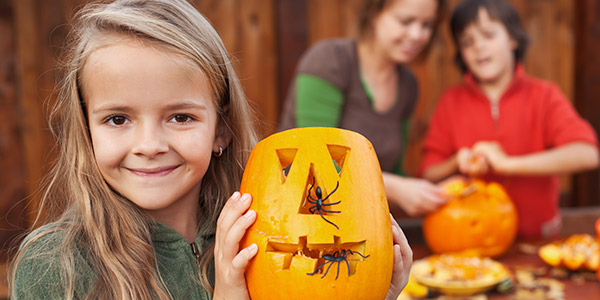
[12,221,214,299]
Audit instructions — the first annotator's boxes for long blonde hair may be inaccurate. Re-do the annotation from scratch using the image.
[10,0,258,298]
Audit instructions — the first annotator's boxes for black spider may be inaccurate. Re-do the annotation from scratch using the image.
[307,178,340,229]
[306,249,370,280]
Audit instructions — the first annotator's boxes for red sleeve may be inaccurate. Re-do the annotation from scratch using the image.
[543,84,598,148]
[419,91,456,176]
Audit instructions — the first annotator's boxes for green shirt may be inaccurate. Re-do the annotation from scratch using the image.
[12,221,214,299]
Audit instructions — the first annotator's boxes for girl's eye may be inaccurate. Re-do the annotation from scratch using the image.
[107,115,129,126]
[170,114,193,124]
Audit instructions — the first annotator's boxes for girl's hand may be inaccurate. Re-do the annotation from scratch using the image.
[386,214,413,300]
[213,192,258,300]
[472,141,510,174]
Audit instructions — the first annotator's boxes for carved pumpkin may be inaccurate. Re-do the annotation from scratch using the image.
[240,127,393,300]
[423,178,518,257]
[538,234,599,270]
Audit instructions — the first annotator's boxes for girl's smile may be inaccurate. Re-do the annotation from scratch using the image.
[126,165,181,178]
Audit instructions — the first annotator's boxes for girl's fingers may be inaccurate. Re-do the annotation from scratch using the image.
[231,243,259,272]
[221,209,257,260]
[217,193,251,237]
[390,214,413,269]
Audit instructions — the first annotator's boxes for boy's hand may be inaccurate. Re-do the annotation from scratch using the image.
[457,147,489,177]
[385,214,413,300]
[213,192,258,300]
[472,141,510,174]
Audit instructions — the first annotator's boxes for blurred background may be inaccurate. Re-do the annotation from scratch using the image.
[0,0,599,296]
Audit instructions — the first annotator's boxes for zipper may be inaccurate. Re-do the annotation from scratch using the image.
[490,101,500,124]
[190,242,201,263]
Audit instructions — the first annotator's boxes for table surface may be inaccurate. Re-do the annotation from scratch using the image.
[411,239,600,299]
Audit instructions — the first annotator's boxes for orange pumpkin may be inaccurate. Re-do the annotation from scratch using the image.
[423,178,518,257]
[240,127,393,300]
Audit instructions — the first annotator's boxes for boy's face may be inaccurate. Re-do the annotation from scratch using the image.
[458,7,517,86]
[372,0,437,63]
[83,39,224,225]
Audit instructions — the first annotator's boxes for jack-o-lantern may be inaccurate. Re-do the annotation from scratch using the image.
[423,178,518,258]
[240,127,393,300]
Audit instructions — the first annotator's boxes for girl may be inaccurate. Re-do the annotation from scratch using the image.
[421,0,599,237]
[10,0,412,299]
[279,0,449,217]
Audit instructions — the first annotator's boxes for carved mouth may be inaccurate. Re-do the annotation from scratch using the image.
[266,236,368,278]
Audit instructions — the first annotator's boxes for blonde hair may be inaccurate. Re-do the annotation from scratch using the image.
[10,0,258,299]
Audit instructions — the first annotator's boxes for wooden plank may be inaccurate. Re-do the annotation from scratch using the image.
[306,0,343,44]
[0,0,27,259]
[276,0,309,118]
[237,0,279,135]
[573,0,600,207]
[12,0,51,227]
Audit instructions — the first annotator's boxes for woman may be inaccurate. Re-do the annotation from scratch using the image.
[279,0,447,216]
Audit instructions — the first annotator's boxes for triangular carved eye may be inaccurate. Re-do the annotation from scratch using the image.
[327,144,350,176]
[276,148,297,183]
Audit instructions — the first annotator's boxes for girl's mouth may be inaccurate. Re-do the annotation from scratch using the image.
[126,165,180,177]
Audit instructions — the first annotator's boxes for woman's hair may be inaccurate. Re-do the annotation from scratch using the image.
[357,0,446,57]
[10,0,258,299]
[450,0,530,73]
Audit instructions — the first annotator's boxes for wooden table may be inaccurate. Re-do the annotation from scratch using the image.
[410,239,600,299]
[396,206,600,299]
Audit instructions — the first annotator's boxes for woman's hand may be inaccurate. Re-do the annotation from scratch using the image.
[383,174,448,216]
[213,192,258,300]
[385,214,413,300]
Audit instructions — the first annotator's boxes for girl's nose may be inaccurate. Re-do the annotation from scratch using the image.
[131,123,169,158]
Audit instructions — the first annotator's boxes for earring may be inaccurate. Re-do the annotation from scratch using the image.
[214,146,224,157]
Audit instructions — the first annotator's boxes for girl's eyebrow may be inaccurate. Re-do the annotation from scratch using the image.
[163,102,208,111]
[91,101,208,114]
[91,104,133,114]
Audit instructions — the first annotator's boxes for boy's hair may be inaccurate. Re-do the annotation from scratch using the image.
[357,0,446,58]
[450,0,530,73]
[10,0,258,299]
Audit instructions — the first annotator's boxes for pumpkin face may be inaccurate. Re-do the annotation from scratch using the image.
[240,127,393,300]
[423,178,518,257]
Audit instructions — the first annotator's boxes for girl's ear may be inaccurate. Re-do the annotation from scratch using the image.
[213,106,233,154]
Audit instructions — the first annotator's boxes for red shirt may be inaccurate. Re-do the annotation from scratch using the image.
[421,65,598,237]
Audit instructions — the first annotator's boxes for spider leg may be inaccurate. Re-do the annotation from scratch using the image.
[344,257,351,277]
[318,209,339,230]
[306,195,317,204]
[309,205,319,214]
[321,261,334,279]
[322,181,340,201]
[307,261,329,276]
[348,250,370,259]
[335,260,341,280]
[321,201,341,206]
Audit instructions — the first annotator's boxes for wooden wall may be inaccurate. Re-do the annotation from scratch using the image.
[1,0,599,257]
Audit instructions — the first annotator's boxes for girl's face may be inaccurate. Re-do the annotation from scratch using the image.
[458,7,517,86]
[84,39,225,222]
[371,0,437,63]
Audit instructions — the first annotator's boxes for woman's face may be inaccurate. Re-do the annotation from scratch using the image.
[371,0,438,63]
